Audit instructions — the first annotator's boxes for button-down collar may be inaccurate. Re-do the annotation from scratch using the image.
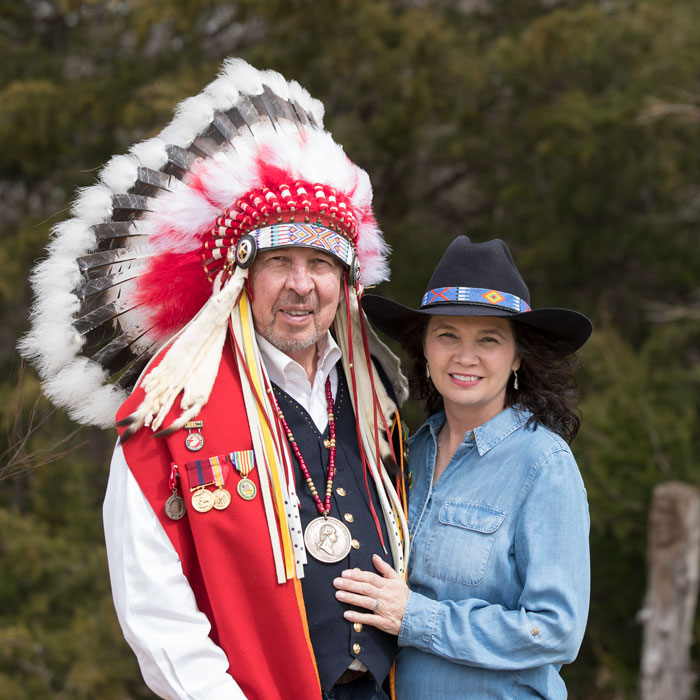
[417,404,531,457]
[256,331,341,432]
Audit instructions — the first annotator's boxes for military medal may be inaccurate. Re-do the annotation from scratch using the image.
[191,487,215,512]
[213,487,232,510]
[230,449,257,501]
[273,378,348,564]
[165,493,186,519]
[184,420,204,451]
[165,463,186,520]
[186,454,231,513]
[237,479,256,500]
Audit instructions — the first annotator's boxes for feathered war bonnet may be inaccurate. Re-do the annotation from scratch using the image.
[19,58,409,581]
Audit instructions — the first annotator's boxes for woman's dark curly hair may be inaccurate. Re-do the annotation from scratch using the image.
[401,316,583,444]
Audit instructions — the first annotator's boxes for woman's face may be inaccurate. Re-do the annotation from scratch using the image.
[423,315,521,427]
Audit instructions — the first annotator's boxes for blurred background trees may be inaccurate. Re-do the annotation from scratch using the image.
[1,0,699,697]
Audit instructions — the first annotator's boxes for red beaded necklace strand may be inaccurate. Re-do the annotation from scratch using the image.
[273,377,337,516]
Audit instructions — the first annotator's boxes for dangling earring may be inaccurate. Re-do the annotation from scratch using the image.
[513,369,519,390]
[426,363,431,379]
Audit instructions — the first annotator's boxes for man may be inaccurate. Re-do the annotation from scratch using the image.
[20,59,408,699]
[106,240,406,699]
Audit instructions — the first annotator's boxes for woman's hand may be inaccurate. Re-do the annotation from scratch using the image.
[333,553,409,636]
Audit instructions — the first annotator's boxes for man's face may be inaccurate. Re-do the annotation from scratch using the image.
[249,247,343,361]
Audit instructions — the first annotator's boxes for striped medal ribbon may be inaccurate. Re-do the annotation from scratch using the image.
[185,454,231,513]
[230,449,257,501]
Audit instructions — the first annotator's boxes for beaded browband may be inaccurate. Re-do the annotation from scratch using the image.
[421,286,531,313]
[202,181,359,284]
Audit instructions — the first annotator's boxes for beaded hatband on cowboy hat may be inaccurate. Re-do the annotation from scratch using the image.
[362,236,592,354]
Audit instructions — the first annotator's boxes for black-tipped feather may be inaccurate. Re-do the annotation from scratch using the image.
[164,144,199,177]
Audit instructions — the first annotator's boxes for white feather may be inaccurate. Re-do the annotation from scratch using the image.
[71,184,112,225]
[203,71,242,111]
[287,79,325,124]
[219,57,264,96]
[30,255,83,300]
[46,219,96,257]
[147,186,219,254]
[100,154,139,194]
[43,357,124,428]
[195,140,261,211]
[159,93,215,147]
[258,68,291,101]
[19,266,84,375]
[70,383,125,428]
[130,138,168,170]
[19,321,84,377]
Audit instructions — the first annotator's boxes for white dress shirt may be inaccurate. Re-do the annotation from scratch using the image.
[255,331,341,432]
[103,333,342,699]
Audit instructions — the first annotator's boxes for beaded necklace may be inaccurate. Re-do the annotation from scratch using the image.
[273,377,337,516]
[272,377,352,563]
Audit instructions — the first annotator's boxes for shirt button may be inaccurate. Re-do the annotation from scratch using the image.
[344,513,354,523]
[351,539,360,549]
[353,622,363,633]
[336,487,347,496]
[353,643,361,654]
[531,627,540,636]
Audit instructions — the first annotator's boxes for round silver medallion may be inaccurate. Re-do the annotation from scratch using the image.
[304,516,352,563]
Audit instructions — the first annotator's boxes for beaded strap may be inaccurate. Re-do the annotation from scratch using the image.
[273,377,337,516]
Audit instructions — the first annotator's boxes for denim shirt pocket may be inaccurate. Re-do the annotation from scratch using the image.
[424,501,507,586]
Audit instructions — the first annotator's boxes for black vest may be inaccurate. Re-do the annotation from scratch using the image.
[272,368,396,691]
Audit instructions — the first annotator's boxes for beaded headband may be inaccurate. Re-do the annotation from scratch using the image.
[202,181,360,284]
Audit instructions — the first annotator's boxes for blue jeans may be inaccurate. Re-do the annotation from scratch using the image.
[323,675,389,700]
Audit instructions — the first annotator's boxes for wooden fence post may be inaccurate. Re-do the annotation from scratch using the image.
[639,481,700,700]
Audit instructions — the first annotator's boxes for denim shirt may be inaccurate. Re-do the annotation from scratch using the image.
[396,407,590,700]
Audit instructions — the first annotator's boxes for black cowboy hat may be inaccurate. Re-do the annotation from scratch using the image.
[362,236,592,353]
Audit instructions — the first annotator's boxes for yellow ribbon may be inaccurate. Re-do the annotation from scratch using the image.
[239,292,297,579]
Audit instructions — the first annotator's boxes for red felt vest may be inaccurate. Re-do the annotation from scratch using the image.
[116,336,322,700]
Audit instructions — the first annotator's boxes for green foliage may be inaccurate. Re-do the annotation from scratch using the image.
[575,320,700,697]
[0,452,150,699]
[1,0,700,697]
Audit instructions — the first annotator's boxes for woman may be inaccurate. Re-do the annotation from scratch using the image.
[333,236,592,699]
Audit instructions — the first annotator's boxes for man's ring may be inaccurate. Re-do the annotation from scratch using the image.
[373,599,381,612]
